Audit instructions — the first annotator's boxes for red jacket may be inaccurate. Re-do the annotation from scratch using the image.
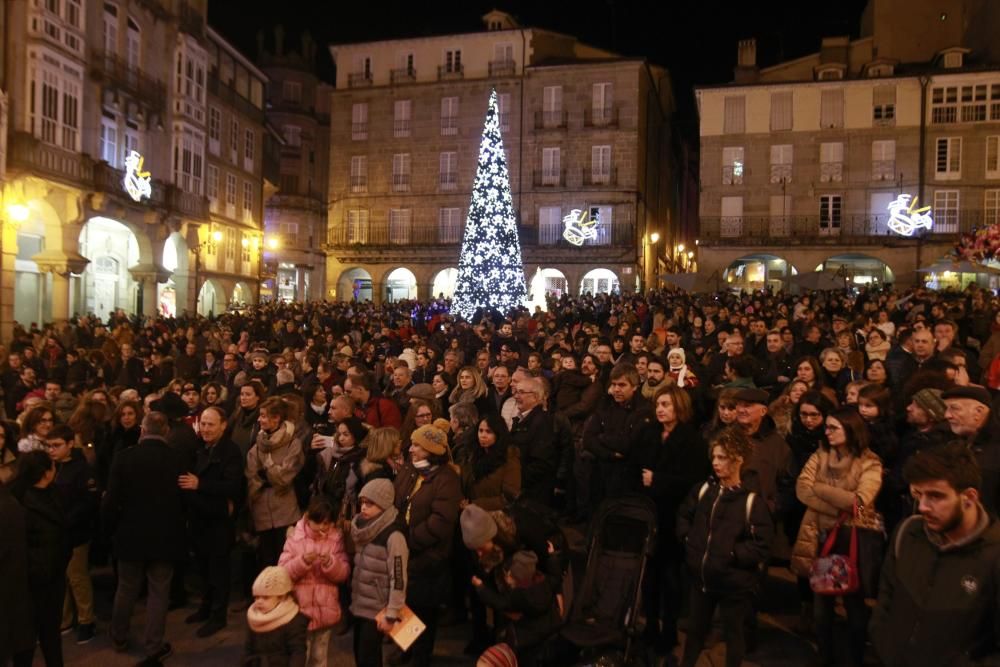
[360,396,402,429]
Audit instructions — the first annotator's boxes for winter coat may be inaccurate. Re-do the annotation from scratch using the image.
[583,396,655,499]
[677,480,774,594]
[246,422,305,531]
[463,445,521,511]
[0,484,33,659]
[552,370,590,414]
[102,435,187,562]
[315,444,366,519]
[508,407,559,504]
[742,416,794,517]
[243,610,309,667]
[350,505,409,620]
[19,486,72,587]
[52,448,99,546]
[474,563,561,651]
[278,517,351,631]
[393,462,462,605]
[870,508,1000,666]
[791,447,883,577]
[186,436,244,550]
[229,405,261,459]
[359,396,402,429]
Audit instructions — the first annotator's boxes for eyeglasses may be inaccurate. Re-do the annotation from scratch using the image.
[514,389,537,396]
[416,412,432,419]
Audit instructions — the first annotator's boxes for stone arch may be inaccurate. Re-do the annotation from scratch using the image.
[337,267,373,302]
[579,268,620,296]
[723,253,798,292]
[233,281,255,306]
[527,267,568,311]
[382,267,418,302]
[77,217,143,320]
[158,231,190,317]
[431,267,459,299]
[817,253,895,285]
[197,277,227,317]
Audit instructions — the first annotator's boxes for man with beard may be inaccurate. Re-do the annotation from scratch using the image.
[757,330,794,396]
[641,356,667,400]
[871,442,1000,665]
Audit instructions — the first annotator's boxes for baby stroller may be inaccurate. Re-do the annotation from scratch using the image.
[561,495,657,665]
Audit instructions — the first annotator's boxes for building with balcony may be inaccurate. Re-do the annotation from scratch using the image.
[695,0,1000,292]
[325,10,677,304]
[259,28,331,303]
[0,0,268,338]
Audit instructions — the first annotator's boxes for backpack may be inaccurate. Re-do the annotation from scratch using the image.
[698,481,758,537]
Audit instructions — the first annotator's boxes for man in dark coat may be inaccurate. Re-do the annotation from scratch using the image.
[103,411,187,664]
[178,405,244,637]
[0,482,33,664]
[509,376,561,504]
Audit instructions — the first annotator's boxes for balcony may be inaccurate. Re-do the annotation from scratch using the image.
[390,67,416,84]
[583,167,618,187]
[351,122,368,140]
[439,172,458,190]
[89,49,167,114]
[348,72,373,87]
[722,165,744,185]
[489,59,516,77]
[208,74,264,124]
[535,110,567,130]
[871,160,895,181]
[393,118,411,137]
[533,168,565,187]
[392,173,410,192]
[584,105,619,128]
[530,221,635,247]
[699,213,981,246]
[177,0,204,39]
[350,176,367,194]
[329,221,460,247]
[91,160,209,219]
[437,64,464,80]
[440,115,458,135]
[7,131,93,187]
[769,163,793,184]
[819,162,843,183]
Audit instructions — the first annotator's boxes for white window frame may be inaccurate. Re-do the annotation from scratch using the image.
[591,145,612,184]
[931,86,959,123]
[592,82,613,125]
[229,118,239,164]
[350,155,367,193]
[721,146,744,185]
[28,49,83,151]
[872,140,896,181]
[283,124,301,148]
[986,190,1000,227]
[242,181,254,222]
[440,97,458,135]
[172,124,204,195]
[873,85,896,125]
[538,206,562,244]
[720,196,743,237]
[208,106,221,155]
[770,91,792,131]
[935,137,962,180]
[243,128,255,172]
[819,142,843,183]
[282,80,302,104]
[347,209,370,244]
[723,96,745,134]
[392,153,411,191]
[933,189,960,232]
[351,102,368,140]
[438,208,462,243]
[819,194,843,234]
[543,85,563,127]
[389,208,412,245]
[541,147,560,185]
[206,164,219,212]
[820,89,844,129]
[770,144,793,183]
[444,49,462,73]
[987,136,1000,179]
[225,172,237,218]
[439,151,457,190]
[497,92,511,132]
[394,99,412,138]
[100,113,118,166]
[126,17,140,71]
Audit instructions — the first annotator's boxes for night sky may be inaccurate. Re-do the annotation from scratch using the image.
[208,0,870,129]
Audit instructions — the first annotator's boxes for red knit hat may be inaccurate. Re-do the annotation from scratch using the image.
[477,643,517,667]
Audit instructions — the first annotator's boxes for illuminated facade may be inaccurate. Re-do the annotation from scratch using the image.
[696,0,1000,291]
[325,10,678,305]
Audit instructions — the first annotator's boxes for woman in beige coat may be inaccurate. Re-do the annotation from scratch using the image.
[792,408,882,667]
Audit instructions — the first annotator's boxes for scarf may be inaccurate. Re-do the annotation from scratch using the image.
[246,596,300,634]
[865,339,891,361]
[310,402,327,415]
[256,421,295,453]
[351,505,400,547]
[449,385,480,406]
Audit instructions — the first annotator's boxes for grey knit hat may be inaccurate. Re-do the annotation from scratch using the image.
[911,388,946,422]
[461,504,498,550]
[359,478,395,511]
[508,551,538,585]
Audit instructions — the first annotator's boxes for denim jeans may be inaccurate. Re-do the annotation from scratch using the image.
[111,560,173,657]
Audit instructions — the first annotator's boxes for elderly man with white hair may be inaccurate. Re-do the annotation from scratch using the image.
[508,376,559,504]
[944,385,1000,514]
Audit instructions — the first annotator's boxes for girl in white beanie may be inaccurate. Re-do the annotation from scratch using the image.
[243,566,310,667]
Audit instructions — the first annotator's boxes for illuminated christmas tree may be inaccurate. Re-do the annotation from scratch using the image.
[451,88,527,321]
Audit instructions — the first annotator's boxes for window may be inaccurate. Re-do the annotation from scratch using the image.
[242,181,254,221]
[29,56,82,151]
[441,97,458,135]
[986,190,1000,226]
[225,173,237,217]
[933,190,959,232]
[819,195,843,234]
[960,84,988,122]
[394,99,412,138]
[720,196,743,236]
[100,113,118,166]
[172,125,204,194]
[173,40,206,122]
[723,96,745,134]
[206,164,219,210]
[244,129,255,172]
[279,222,299,248]
[444,49,462,73]
[497,92,511,132]
[439,208,462,243]
[439,151,457,189]
[283,124,301,147]
[126,17,140,71]
[224,228,237,260]
[538,206,562,244]
[992,84,1000,121]
[588,206,613,245]
[392,153,410,191]
[819,142,843,183]
[541,147,560,185]
[351,102,368,140]
[279,173,299,194]
[935,137,962,179]
[229,118,239,164]
[283,81,302,104]
[721,146,744,185]
[208,107,220,154]
[769,195,792,236]
[873,85,896,125]
[592,83,613,125]
[770,144,793,183]
[240,232,251,262]
[350,155,367,193]
[494,43,513,64]
[987,136,1000,178]
[591,145,611,184]
[396,52,415,75]
[820,89,844,128]
[770,91,792,131]
[347,209,370,244]
[932,86,959,123]
[389,209,412,244]
[103,4,117,55]
[543,86,563,127]
[872,140,896,181]
[124,121,139,157]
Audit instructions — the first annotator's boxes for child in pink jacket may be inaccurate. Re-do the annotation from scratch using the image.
[279,496,351,667]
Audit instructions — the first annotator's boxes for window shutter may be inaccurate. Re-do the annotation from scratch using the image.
[770,92,792,131]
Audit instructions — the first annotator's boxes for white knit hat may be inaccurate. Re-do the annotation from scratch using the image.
[253,566,293,597]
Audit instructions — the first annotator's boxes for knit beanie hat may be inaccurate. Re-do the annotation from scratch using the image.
[359,478,394,511]
[477,643,518,667]
[912,388,946,422]
[252,566,293,597]
[667,347,686,370]
[411,424,448,456]
[432,418,451,435]
[461,504,498,549]
[508,550,538,585]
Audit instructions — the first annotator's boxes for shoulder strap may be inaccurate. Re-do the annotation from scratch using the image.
[745,492,757,537]
[894,514,920,560]
[697,481,709,501]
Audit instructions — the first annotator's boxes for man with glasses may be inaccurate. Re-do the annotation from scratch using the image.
[509,377,558,504]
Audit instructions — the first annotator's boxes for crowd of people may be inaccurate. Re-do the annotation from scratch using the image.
[0,282,998,667]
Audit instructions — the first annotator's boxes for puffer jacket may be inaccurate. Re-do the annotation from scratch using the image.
[349,505,409,621]
[870,507,1000,666]
[246,422,305,531]
[676,479,774,594]
[278,517,351,631]
[791,447,883,577]
[463,445,521,512]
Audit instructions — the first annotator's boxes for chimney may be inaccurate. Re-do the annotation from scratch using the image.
[734,38,759,83]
